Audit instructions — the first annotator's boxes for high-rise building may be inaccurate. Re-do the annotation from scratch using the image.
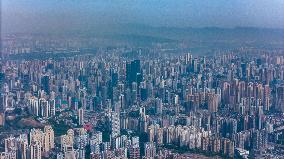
[39,98,50,118]
[30,129,44,147]
[129,144,140,159]
[41,75,50,95]
[16,135,28,159]
[90,132,102,154]
[144,142,156,159]
[43,125,55,153]
[4,137,17,159]
[111,112,120,139]
[155,98,163,115]
[276,85,284,112]
[126,60,141,85]
[207,93,219,113]
[78,108,84,126]
[61,129,74,152]
[29,97,39,116]
[30,142,41,159]
[221,138,234,158]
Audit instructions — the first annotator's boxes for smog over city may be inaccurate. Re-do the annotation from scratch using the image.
[0,1,284,159]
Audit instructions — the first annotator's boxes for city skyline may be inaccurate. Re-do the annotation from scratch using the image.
[1,1,284,159]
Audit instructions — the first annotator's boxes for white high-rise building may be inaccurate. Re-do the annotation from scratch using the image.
[111,112,120,138]
[3,136,17,159]
[144,142,156,159]
[61,129,74,152]
[43,125,55,153]
[39,98,50,118]
[30,142,41,159]
[90,132,102,154]
[78,108,84,126]
[29,97,39,116]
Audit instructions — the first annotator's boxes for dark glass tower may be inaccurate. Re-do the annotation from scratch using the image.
[41,75,50,94]
[126,60,141,85]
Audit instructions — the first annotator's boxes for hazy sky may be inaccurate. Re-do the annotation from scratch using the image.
[2,0,284,33]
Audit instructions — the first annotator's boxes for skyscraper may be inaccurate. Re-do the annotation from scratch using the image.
[111,112,120,139]
[126,60,141,85]
[30,142,41,159]
[78,108,84,126]
[41,75,50,95]
[43,125,55,153]
[144,142,156,159]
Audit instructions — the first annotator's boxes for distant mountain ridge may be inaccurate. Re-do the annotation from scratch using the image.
[3,23,284,49]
